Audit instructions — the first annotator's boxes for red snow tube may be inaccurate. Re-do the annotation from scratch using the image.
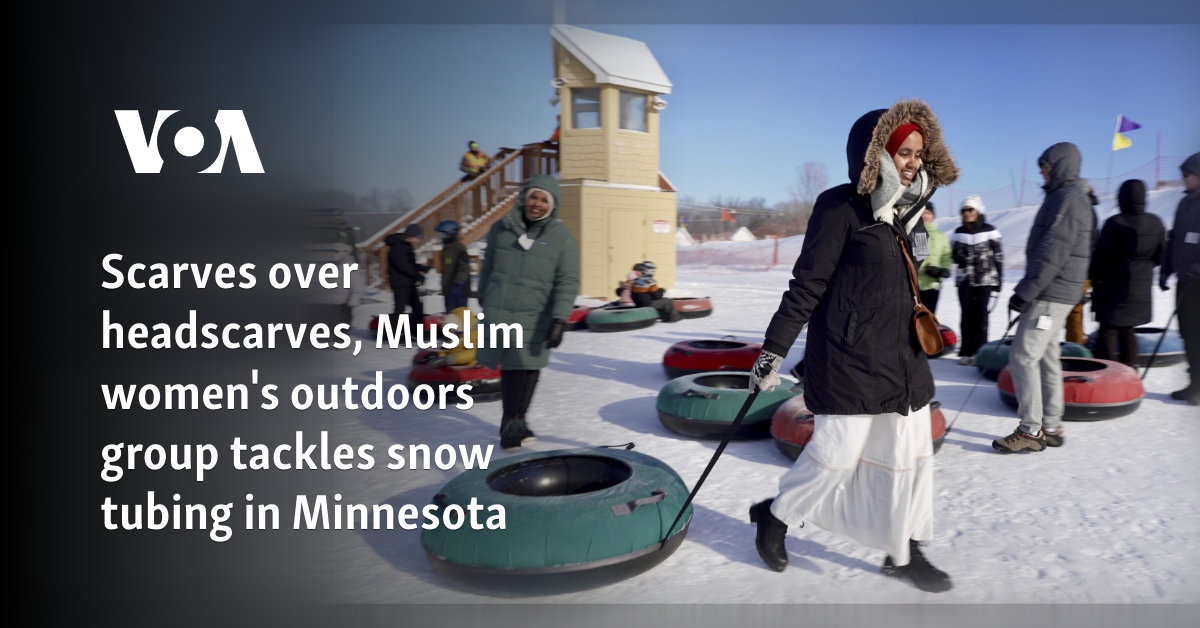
[670,297,714,319]
[930,401,947,453]
[565,305,593,331]
[409,349,502,402]
[996,357,1144,421]
[934,325,958,359]
[371,313,444,332]
[771,397,949,459]
[662,339,762,379]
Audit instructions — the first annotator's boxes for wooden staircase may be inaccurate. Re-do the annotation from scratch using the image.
[361,142,559,285]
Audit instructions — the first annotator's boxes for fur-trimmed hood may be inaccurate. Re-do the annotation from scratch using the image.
[847,100,959,196]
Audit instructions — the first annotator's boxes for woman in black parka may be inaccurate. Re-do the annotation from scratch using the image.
[746,100,958,593]
[1089,179,1166,367]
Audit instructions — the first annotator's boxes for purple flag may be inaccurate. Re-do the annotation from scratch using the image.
[1117,115,1141,133]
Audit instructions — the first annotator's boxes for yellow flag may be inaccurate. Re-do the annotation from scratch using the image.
[1112,132,1132,151]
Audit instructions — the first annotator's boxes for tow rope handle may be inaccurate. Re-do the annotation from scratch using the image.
[660,389,761,545]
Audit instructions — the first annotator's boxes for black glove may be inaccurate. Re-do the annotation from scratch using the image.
[1008,295,1029,313]
[991,284,1003,293]
[923,265,950,279]
[545,319,566,349]
[1160,276,1170,291]
[749,350,784,392]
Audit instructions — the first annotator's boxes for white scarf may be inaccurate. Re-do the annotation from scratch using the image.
[870,152,928,234]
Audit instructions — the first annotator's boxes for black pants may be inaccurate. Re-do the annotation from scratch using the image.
[958,285,993,357]
[919,288,941,314]
[1095,324,1139,368]
[1180,279,1200,387]
[500,369,540,422]
[390,281,424,322]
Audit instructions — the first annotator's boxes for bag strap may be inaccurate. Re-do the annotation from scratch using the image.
[896,235,922,308]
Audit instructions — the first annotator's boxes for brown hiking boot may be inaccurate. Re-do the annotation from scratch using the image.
[1043,427,1065,448]
[992,427,1046,453]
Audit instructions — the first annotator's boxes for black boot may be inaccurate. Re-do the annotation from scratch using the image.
[749,499,788,572]
[515,370,540,444]
[498,371,525,449]
[883,540,953,592]
[499,416,523,450]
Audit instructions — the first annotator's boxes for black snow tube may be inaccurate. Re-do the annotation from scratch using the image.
[420,447,691,595]
[657,372,800,439]
[996,357,1145,421]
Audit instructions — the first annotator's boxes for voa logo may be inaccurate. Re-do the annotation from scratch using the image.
[114,110,265,173]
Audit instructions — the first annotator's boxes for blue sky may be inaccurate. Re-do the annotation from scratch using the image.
[323,20,1196,215]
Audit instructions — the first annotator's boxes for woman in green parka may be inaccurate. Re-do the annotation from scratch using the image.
[476,174,580,450]
[916,204,953,313]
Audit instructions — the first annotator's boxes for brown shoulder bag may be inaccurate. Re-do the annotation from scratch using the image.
[897,235,944,356]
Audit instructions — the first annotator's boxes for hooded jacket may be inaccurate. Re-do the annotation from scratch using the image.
[1013,142,1095,306]
[476,175,580,370]
[762,100,958,415]
[1090,179,1165,327]
[1162,152,1200,285]
[438,234,471,293]
[917,220,952,291]
[950,198,1003,289]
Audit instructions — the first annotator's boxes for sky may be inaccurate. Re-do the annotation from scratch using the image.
[322,16,1197,216]
[313,184,1198,627]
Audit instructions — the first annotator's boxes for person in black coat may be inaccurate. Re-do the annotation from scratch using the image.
[1090,179,1166,367]
[746,100,958,593]
[381,223,429,325]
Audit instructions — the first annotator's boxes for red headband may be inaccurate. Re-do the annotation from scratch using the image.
[885,122,923,157]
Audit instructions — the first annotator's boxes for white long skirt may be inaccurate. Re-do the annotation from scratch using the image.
[770,404,934,566]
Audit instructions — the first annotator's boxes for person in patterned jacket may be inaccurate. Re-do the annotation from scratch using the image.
[950,195,1003,364]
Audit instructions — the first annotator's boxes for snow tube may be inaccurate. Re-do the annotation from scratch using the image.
[996,357,1144,421]
[565,304,593,331]
[771,396,948,460]
[661,339,763,379]
[670,297,714,319]
[974,339,1093,380]
[933,325,958,358]
[421,447,692,595]
[585,305,658,333]
[657,372,800,440]
[407,355,502,402]
[370,313,443,332]
[1085,326,1186,368]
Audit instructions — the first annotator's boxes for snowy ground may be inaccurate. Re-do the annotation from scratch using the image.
[319,187,1198,622]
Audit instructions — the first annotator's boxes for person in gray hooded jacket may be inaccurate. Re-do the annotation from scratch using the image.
[993,142,1095,453]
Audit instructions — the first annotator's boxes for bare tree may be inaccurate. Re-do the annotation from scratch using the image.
[791,162,829,205]
[781,161,829,234]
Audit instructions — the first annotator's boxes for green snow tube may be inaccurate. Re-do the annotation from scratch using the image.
[975,339,1092,380]
[421,447,691,595]
[585,305,658,332]
[656,372,801,440]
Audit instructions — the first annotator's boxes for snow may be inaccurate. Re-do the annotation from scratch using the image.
[328,187,1198,623]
